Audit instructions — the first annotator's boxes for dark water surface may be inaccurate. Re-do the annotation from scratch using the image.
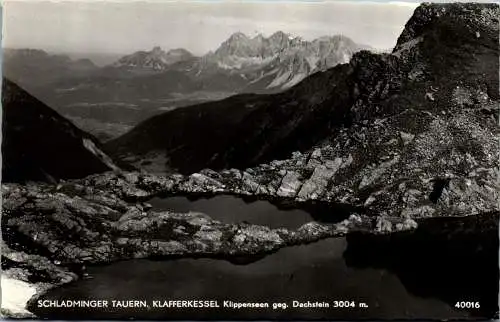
[30,195,477,320]
[148,194,319,229]
[32,238,469,320]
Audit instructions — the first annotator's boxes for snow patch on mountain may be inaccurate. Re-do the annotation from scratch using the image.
[267,70,293,89]
[282,72,308,89]
[306,56,320,70]
[1,276,37,317]
[82,138,121,171]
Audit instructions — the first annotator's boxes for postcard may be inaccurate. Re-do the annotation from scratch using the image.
[1,0,499,320]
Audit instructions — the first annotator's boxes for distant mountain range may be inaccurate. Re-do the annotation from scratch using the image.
[114,31,368,91]
[4,31,368,95]
[2,31,369,140]
[3,48,98,87]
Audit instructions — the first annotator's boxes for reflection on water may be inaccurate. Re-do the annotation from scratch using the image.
[149,194,317,229]
[31,238,469,320]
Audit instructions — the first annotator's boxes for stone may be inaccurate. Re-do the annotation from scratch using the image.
[375,217,393,233]
[358,156,400,190]
[297,166,335,200]
[399,131,415,145]
[276,171,302,197]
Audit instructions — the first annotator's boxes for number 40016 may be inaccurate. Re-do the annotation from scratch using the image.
[455,302,480,309]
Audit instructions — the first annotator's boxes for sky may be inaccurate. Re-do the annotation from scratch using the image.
[1,0,428,56]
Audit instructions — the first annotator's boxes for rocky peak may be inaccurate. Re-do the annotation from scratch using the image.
[73,58,97,69]
[115,46,194,70]
[253,33,265,41]
[165,48,195,64]
[347,2,499,124]
[167,48,192,56]
[312,35,359,58]
[228,31,249,41]
[151,46,164,53]
[216,32,254,55]
[268,31,294,48]
[394,2,499,52]
[390,2,499,104]
[269,31,289,41]
[208,30,363,71]
[147,46,168,62]
[4,49,73,65]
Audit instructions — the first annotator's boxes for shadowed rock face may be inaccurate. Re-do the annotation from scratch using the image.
[105,65,354,173]
[1,78,120,183]
[344,212,499,319]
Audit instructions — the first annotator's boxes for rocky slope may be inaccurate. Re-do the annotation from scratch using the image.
[2,169,497,317]
[107,2,499,179]
[1,78,121,183]
[0,173,375,317]
[105,65,354,173]
[2,2,499,319]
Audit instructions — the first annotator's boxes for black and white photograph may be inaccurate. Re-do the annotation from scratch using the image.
[1,0,499,320]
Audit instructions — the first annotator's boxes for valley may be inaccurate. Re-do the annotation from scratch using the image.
[3,32,367,140]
